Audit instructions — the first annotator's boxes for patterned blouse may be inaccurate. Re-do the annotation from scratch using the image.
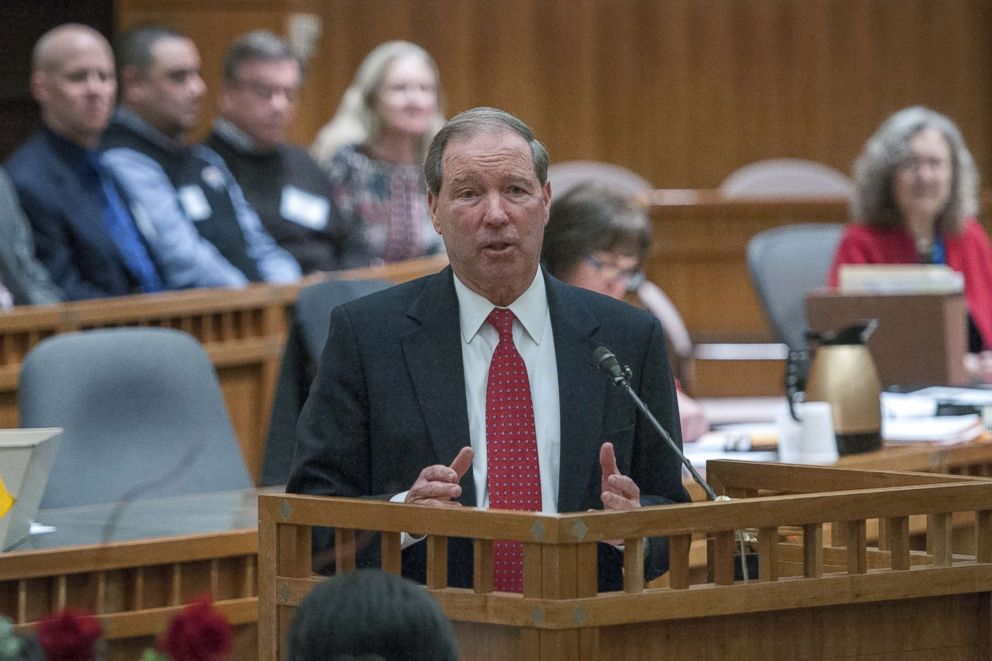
[324,144,444,263]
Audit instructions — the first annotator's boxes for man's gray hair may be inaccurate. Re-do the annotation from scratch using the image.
[222,30,304,83]
[424,107,549,195]
[854,106,979,233]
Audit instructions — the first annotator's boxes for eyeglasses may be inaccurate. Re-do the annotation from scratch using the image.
[896,155,950,173]
[234,79,300,104]
[584,255,645,291]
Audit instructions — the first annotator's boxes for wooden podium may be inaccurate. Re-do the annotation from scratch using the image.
[259,462,992,660]
[806,290,969,386]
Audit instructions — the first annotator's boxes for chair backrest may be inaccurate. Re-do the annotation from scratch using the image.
[295,278,393,360]
[746,223,845,350]
[262,278,392,486]
[721,159,854,199]
[547,160,653,199]
[19,328,252,508]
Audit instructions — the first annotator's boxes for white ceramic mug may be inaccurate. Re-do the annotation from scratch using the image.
[777,401,838,464]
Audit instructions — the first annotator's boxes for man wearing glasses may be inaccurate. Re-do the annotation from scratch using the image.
[102,26,300,290]
[205,32,368,274]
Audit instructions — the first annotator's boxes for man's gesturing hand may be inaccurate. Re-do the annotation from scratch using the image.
[405,446,474,507]
[600,442,641,510]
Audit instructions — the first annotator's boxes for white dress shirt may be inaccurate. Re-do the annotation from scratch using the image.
[393,268,561,516]
[452,269,561,512]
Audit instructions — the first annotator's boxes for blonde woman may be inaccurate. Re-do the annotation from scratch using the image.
[312,41,445,263]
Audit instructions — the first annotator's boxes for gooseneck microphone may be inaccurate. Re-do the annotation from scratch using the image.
[592,346,719,501]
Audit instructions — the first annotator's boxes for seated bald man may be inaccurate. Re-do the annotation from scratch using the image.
[6,24,163,300]
[287,107,690,592]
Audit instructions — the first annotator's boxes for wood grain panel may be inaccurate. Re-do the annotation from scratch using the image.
[115,1,992,189]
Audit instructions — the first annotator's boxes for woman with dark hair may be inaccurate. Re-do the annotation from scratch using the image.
[829,106,992,355]
[287,570,459,661]
[542,183,709,441]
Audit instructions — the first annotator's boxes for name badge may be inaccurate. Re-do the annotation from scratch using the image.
[178,185,212,222]
[280,185,330,231]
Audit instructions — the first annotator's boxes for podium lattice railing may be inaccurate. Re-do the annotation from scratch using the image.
[259,460,992,660]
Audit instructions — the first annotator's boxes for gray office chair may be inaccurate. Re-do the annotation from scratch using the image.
[721,159,854,199]
[19,328,252,508]
[746,223,845,351]
[547,160,653,200]
[262,278,392,486]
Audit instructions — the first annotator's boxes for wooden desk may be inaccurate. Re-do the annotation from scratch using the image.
[644,189,992,396]
[645,190,848,336]
[682,439,992,502]
[645,189,992,339]
[645,191,849,395]
[0,490,261,661]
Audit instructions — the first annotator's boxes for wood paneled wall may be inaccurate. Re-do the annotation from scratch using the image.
[118,0,992,188]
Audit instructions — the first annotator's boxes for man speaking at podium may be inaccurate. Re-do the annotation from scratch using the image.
[287,107,690,592]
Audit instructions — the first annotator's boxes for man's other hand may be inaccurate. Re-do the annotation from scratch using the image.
[405,446,474,507]
[599,442,641,510]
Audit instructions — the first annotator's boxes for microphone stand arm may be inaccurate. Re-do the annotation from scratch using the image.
[610,366,719,502]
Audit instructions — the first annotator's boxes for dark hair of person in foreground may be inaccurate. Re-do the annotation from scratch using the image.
[286,569,459,661]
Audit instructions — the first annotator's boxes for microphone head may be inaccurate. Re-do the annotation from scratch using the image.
[592,346,623,381]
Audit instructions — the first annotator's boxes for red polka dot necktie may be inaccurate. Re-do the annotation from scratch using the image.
[486,308,542,593]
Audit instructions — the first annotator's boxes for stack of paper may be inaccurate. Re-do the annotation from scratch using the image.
[882,414,985,445]
[838,264,964,294]
[684,426,780,467]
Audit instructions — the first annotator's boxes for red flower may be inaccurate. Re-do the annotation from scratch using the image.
[36,609,103,661]
[161,595,232,661]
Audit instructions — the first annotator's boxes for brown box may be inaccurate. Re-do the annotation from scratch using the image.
[805,291,969,387]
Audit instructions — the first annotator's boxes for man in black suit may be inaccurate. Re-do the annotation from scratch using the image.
[287,107,689,591]
[5,24,163,300]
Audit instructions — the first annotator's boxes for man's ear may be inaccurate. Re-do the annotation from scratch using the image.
[541,180,552,225]
[217,83,235,116]
[428,190,441,234]
[118,64,142,104]
[30,71,48,105]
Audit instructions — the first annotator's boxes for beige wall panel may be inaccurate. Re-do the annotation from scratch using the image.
[118,1,992,188]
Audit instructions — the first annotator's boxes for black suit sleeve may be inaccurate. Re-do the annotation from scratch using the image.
[628,317,691,584]
[15,185,112,301]
[287,303,375,499]
[631,317,691,508]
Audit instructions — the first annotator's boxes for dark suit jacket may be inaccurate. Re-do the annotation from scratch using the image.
[5,128,144,300]
[286,267,690,589]
[262,277,392,486]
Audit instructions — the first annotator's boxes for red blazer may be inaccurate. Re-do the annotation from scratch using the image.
[828,219,992,349]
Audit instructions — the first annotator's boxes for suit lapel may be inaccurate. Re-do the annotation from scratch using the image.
[546,275,609,513]
[400,269,477,506]
[50,150,129,268]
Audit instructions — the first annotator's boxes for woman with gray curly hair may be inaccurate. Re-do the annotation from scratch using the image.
[311,41,446,264]
[828,106,992,352]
